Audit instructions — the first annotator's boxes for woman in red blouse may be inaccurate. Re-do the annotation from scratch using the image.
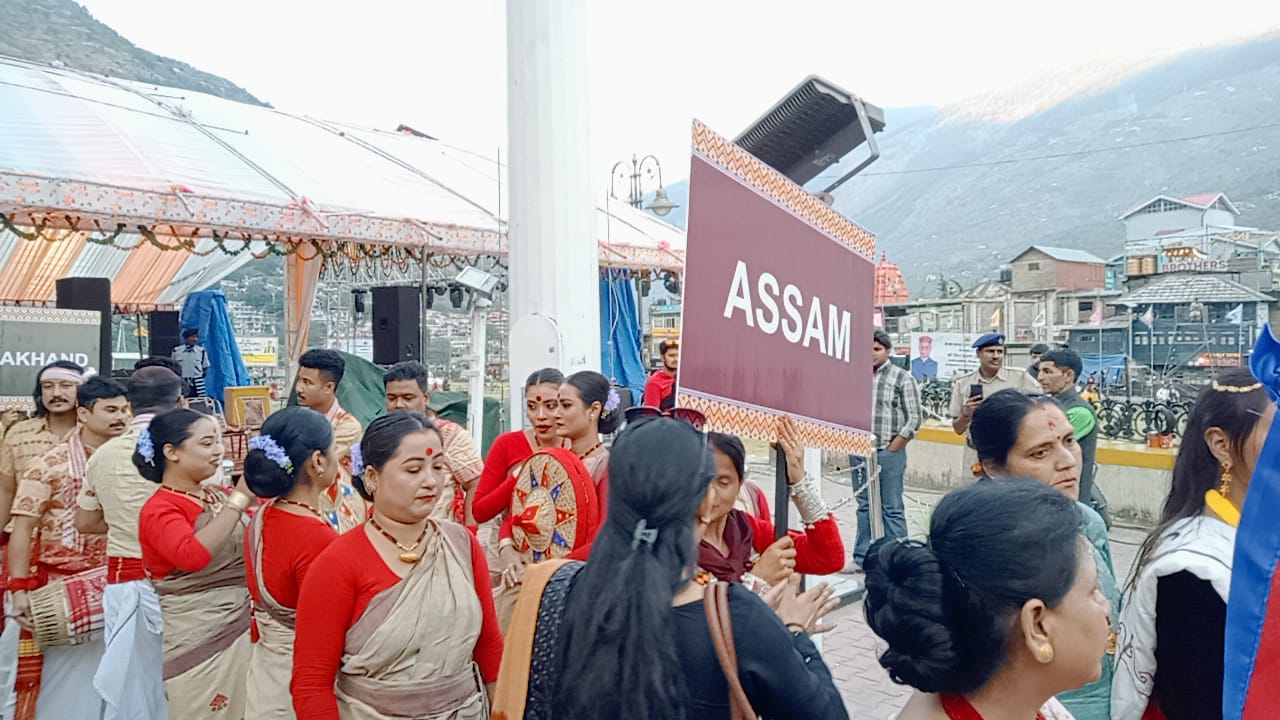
[241,406,340,719]
[471,367,566,526]
[291,410,502,719]
[134,408,255,719]
[696,416,846,593]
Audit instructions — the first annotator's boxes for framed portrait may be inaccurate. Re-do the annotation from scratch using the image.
[224,386,273,428]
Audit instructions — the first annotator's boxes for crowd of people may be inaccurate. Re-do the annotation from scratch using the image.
[0,324,1272,719]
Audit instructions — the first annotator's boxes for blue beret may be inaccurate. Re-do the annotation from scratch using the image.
[973,333,1005,349]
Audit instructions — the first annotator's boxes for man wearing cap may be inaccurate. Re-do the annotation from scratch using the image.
[950,333,1040,474]
[1028,343,1050,380]
[171,328,209,398]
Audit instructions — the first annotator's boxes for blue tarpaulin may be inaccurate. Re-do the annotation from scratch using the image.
[1080,353,1127,386]
[600,270,648,405]
[179,290,251,404]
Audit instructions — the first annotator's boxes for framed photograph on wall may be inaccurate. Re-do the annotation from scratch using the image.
[224,386,273,428]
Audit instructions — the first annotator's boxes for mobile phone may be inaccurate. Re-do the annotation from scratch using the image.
[969,384,983,400]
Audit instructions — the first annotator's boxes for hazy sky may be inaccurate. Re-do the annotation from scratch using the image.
[77,0,1280,188]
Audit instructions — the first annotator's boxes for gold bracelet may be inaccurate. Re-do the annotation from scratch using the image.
[225,492,252,512]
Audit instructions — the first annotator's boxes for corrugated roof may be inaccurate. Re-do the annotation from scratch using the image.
[1017,245,1107,265]
[1116,275,1273,305]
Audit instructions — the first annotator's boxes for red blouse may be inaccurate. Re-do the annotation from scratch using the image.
[745,511,846,577]
[290,525,503,720]
[244,505,338,610]
[138,490,213,578]
[472,430,533,523]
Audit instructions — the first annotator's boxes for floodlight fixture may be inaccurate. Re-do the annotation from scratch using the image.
[734,75,885,192]
[455,266,501,297]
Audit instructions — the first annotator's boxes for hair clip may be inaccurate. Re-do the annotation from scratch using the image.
[1212,379,1263,393]
[136,428,156,466]
[631,518,659,550]
[248,434,293,473]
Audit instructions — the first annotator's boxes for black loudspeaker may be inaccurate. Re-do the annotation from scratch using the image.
[55,277,112,373]
[372,286,421,365]
[148,310,180,358]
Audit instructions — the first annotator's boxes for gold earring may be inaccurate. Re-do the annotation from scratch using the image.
[1038,643,1054,662]
[1219,464,1233,496]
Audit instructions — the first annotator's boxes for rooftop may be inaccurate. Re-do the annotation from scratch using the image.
[1115,274,1273,306]
[1015,245,1108,265]
[1120,192,1240,220]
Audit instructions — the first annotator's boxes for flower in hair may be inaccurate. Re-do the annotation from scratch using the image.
[604,388,621,414]
[136,428,156,465]
[349,442,365,479]
[249,434,293,474]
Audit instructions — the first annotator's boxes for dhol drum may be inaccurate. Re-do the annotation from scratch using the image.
[27,566,107,649]
[509,448,601,563]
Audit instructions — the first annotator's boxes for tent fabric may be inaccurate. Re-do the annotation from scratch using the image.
[178,290,251,403]
[1079,353,1127,386]
[0,57,686,314]
[285,243,321,382]
[599,270,648,405]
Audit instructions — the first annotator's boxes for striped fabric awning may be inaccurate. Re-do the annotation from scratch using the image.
[0,56,685,312]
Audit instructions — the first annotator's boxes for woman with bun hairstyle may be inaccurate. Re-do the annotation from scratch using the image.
[864,479,1112,720]
[493,417,845,720]
[1111,368,1273,720]
[969,388,1120,720]
[472,368,567,526]
[134,408,256,719]
[291,410,502,719]
[241,407,340,719]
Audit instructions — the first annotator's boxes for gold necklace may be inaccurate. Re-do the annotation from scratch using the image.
[277,499,327,522]
[161,485,206,504]
[369,517,429,564]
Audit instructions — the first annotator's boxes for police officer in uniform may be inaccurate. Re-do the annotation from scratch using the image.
[949,333,1041,476]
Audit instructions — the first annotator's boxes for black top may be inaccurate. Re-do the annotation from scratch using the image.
[671,583,848,720]
[1153,570,1225,720]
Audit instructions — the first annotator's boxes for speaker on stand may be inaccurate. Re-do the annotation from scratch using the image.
[55,277,112,374]
[372,286,422,365]
[148,310,181,358]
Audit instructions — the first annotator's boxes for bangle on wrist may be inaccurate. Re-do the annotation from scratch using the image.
[226,492,252,512]
[786,622,807,634]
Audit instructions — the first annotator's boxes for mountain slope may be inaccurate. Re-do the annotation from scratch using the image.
[658,35,1280,296]
[831,34,1280,294]
[0,0,265,105]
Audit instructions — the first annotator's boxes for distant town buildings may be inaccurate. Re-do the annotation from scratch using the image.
[877,191,1280,374]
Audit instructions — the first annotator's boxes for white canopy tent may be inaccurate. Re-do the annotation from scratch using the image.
[0,56,684,362]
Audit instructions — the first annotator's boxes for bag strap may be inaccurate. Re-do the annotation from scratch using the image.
[703,582,756,720]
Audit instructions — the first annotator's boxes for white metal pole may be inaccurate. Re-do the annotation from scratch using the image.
[505,0,601,430]
[468,297,492,448]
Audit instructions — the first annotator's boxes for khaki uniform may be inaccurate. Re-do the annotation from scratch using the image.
[949,366,1041,477]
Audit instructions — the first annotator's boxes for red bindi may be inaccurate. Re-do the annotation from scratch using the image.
[535,396,542,402]
[425,448,434,457]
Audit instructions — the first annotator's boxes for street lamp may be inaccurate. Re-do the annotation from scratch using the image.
[610,154,679,217]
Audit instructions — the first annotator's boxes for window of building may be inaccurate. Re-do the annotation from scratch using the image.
[1027,262,1041,271]
[1137,199,1183,215]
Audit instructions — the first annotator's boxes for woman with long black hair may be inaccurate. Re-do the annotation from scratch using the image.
[492,417,844,720]
[1112,368,1274,720]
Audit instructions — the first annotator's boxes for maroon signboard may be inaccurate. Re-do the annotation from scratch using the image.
[677,121,875,455]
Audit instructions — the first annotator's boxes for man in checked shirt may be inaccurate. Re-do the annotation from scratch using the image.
[845,329,922,574]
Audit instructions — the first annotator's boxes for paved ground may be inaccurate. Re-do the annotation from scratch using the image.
[747,456,1149,718]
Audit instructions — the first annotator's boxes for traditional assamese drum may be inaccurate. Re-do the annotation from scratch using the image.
[509,449,600,563]
[27,565,108,649]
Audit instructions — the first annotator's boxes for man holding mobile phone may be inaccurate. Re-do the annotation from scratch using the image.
[949,333,1041,475]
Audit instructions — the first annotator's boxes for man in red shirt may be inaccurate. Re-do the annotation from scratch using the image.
[642,339,679,410]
